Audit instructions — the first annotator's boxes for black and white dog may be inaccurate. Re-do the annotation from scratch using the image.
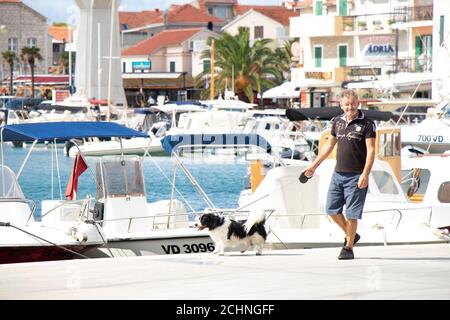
[197,211,267,255]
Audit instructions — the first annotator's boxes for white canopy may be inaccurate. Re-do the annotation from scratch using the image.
[262,81,300,99]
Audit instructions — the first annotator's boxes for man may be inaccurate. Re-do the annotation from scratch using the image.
[303,89,376,260]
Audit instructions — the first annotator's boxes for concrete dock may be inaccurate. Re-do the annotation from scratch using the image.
[0,243,449,299]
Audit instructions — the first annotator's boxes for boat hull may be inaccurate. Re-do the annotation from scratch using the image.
[0,244,101,264]
[85,234,215,257]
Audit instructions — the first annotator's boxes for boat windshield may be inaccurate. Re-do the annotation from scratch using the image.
[96,156,146,198]
[0,165,25,199]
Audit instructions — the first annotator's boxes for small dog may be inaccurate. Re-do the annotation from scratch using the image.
[197,211,267,255]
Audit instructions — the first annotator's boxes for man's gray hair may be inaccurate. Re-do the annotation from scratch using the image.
[340,89,359,102]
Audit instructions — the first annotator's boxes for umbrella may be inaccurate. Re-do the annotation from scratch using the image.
[262,81,300,99]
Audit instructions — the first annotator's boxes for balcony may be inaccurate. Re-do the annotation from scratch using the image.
[290,15,344,38]
[342,14,395,34]
[392,5,433,23]
[394,56,432,73]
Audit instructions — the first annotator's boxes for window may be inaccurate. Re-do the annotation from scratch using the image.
[315,1,323,16]
[339,0,347,16]
[170,61,176,73]
[440,15,445,46]
[27,38,37,48]
[338,44,347,67]
[254,26,264,39]
[123,62,126,73]
[314,46,322,68]
[203,60,211,73]
[8,37,18,52]
[438,182,450,203]
[215,6,229,20]
[121,23,129,30]
[372,170,399,194]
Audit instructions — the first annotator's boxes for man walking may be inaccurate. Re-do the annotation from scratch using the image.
[303,89,376,259]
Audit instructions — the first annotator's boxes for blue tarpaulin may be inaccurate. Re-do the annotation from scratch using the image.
[0,121,149,142]
[161,133,272,154]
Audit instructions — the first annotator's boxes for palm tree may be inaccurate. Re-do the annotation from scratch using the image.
[273,39,296,83]
[196,27,279,103]
[20,46,43,98]
[1,51,17,95]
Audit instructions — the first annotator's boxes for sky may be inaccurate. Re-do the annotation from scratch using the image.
[23,0,282,23]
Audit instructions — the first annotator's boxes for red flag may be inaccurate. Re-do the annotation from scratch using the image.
[65,154,88,200]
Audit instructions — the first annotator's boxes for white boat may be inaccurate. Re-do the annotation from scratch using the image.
[236,126,450,249]
[68,103,206,157]
[82,155,214,257]
[0,121,151,263]
[0,164,105,264]
[162,127,450,252]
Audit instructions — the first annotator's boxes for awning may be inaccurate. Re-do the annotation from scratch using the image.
[0,121,148,142]
[161,133,272,154]
[123,74,194,89]
[286,107,393,121]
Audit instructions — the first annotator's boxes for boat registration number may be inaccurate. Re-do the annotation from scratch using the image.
[162,243,215,254]
[417,135,444,143]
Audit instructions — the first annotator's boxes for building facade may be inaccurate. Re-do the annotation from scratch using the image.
[432,0,450,101]
[0,0,51,80]
[222,6,297,48]
[121,28,218,105]
[289,0,433,107]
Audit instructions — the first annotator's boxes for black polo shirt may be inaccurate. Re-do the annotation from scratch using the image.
[331,110,376,173]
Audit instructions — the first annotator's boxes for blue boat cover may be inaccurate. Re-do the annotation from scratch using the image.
[161,133,271,154]
[0,121,149,142]
[133,108,154,114]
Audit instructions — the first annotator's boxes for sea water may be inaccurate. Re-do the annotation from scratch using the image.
[2,145,248,217]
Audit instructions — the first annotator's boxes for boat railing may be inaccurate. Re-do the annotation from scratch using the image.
[40,197,95,223]
[96,209,253,233]
[266,205,433,231]
[0,198,36,225]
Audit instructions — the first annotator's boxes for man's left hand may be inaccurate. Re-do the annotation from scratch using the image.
[358,174,369,189]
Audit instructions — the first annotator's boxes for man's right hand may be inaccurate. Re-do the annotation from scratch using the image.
[303,166,315,178]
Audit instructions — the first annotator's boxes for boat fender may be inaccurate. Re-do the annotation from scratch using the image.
[91,202,104,221]
[67,227,88,243]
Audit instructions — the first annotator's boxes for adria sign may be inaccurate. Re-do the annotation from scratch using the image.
[360,36,396,63]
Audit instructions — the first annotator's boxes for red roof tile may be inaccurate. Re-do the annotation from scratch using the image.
[0,0,21,3]
[235,6,298,26]
[48,26,73,42]
[119,10,163,30]
[122,28,204,56]
[119,5,223,31]
[168,4,224,24]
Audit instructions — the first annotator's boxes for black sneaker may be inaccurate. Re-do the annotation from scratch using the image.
[344,233,360,247]
[338,247,354,260]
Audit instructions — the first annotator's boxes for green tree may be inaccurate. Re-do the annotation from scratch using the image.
[196,27,280,103]
[1,51,17,95]
[273,38,296,83]
[58,51,75,75]
[20,46,43,98]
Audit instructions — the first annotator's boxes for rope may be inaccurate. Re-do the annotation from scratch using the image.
[0,222,90,259]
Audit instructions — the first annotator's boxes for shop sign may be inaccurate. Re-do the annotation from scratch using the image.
[350,68,381,76]
[132,61,151,72]
[305,71,332,80]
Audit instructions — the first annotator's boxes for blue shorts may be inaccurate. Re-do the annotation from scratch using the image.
[326,172,368,220]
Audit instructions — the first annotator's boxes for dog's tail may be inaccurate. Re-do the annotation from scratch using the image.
[244,208,266,232]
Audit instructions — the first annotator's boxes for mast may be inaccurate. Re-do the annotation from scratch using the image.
[210,39,215,100]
